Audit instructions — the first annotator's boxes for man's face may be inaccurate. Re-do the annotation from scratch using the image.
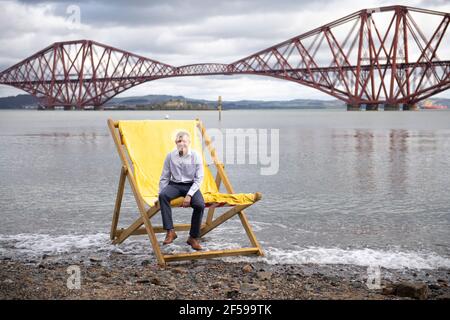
[176,135,190,155]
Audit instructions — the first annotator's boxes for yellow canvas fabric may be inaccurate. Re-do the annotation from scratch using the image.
[118,120,258,207]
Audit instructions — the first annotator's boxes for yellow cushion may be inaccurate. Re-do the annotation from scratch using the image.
[118,120,259,207]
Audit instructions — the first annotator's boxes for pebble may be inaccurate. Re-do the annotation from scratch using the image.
[150,277,162,286]
[171,267,187,274]
[393,282,429,300]
[257,271,272,281]
[242,264,253,273]
[136,279,150,284]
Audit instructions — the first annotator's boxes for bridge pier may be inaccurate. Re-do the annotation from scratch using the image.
[346,103,361,111]
[403,104,418,111]
[365,104,379,111]
[94,105,104,110]
[384,103,400,111]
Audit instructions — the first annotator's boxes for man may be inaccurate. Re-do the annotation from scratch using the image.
[158,131,205,250]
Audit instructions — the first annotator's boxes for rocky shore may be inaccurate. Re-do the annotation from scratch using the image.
[1,254,449,300]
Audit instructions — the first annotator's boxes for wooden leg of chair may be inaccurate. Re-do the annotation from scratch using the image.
[110,166,127,240]
[139,206,165,266]
[238,210,264,256]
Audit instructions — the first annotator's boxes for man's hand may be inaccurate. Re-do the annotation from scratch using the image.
[182,195,191,207]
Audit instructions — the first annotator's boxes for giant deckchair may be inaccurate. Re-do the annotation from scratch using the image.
[107,118,264,266]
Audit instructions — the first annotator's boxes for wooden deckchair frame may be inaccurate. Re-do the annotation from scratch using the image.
[107,118,264,266]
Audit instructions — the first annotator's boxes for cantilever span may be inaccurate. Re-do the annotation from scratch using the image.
[175,63,232,76]
[0,5,449,110]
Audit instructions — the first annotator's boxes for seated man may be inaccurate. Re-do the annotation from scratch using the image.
[158,130,205,250]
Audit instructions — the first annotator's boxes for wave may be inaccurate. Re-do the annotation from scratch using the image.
[0,233,449,270]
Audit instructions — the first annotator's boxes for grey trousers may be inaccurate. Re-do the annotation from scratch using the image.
[158,181,205,238]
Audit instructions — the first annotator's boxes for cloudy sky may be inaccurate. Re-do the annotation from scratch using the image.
[0,0,449,100]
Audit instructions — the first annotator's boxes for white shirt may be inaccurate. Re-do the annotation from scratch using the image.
[158,148,204,197]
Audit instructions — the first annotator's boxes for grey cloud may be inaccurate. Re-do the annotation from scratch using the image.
[16,0,328,27]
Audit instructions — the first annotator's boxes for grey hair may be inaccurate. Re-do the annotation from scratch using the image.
[175,131,190,142]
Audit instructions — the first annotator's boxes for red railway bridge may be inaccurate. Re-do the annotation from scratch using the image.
[0,5,449,111]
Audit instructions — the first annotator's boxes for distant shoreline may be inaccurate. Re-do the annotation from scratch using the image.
[0,93,347,110]
[1,93,449,110]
